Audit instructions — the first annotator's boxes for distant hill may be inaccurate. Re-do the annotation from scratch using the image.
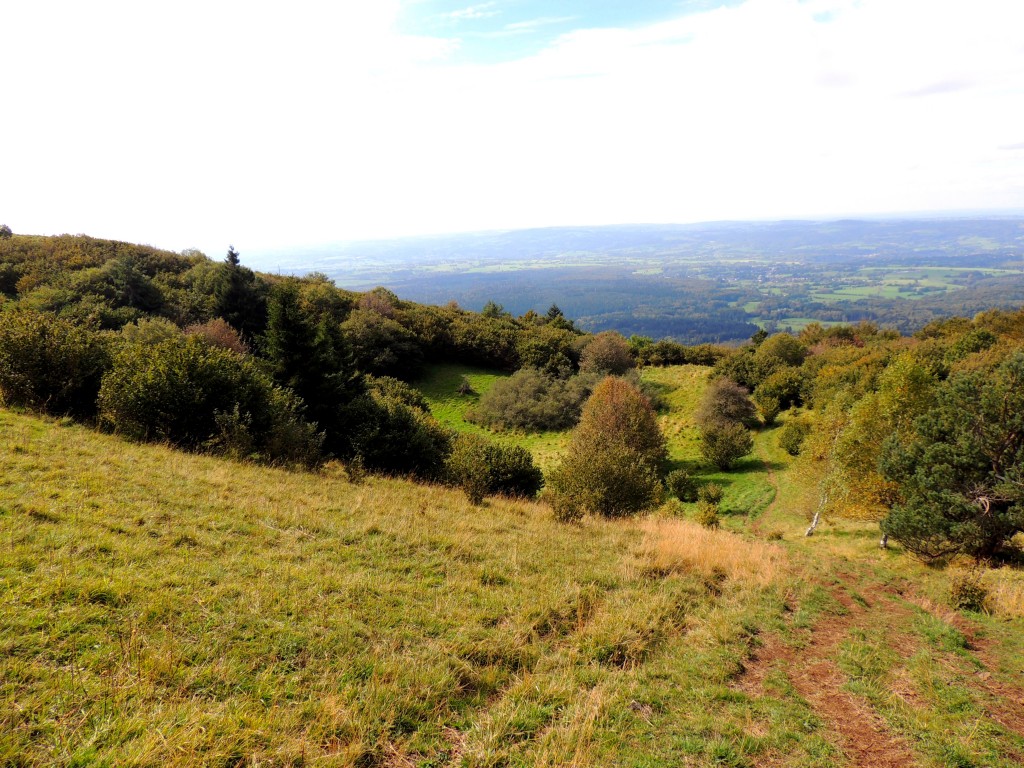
[249,218,1024,342]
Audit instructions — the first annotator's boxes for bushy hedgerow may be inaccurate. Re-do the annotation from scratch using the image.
[446,433,544,503]
[469,368,598,432]
[97,336,322,465]
[0,309,110,417]
[630,338,725,367]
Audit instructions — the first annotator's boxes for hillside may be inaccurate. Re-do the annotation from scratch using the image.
[4,389,1024,766]
[3,230,1024,764]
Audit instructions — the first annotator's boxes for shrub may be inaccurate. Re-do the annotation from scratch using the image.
[348,391,453,480]
[753,367,804,412]
[699,421,753,470]
[778,418,811,456]
[446,434,491,504]
[121,317,181,347]
[469,368,597,432]
[949,570,989,612]
[185,317,248,355]
[341,308,424,378]
[752,333,807,382]
[0,309,109,417]
[446,434,544,504]
[697,483,724,505]
[549,377,666,518]
[666,469,698,502]
[579,331,634,375]
[366,375,431,412]
[693,500,720,529]
[98,336,322,465]
[516,325,578,376]
[695,378,759,430]
[881,352,1024,560]
[754,394,781,426]
[549,446,663,519]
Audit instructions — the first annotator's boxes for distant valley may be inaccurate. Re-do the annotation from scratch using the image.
[252,218,1024,343]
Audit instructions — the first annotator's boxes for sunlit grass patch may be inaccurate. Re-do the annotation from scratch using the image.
[639,518,786,587]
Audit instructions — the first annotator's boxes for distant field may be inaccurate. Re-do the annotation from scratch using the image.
[259,219,1024,342]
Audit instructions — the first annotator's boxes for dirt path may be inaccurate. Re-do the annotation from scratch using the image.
[750,461,780,536]
[735,579,919,767]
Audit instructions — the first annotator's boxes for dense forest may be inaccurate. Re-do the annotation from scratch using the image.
[1,229,1023,562]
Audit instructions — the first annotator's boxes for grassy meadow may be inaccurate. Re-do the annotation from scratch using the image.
[3,364,1024,766]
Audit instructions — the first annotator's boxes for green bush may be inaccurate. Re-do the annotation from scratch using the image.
[341,308,424,378]
[666,469,698,502]
[445,434,544,504]
[348,391,453,480]
[693,500,720,529]
[948,570,988,612]
[881,352,1024,560]
[754,394,781,426]
[0,309,109,417]
[697,483,724,505]
[549,377,666,518]
[778,418,811,456]
[469,368,598,432]
[366,375,431,412]
[98,336,322,465]
[699,421,753,470]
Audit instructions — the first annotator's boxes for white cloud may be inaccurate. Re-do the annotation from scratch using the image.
[443,3,500,22]
[502,17,578,33]
[1,0,1022,255]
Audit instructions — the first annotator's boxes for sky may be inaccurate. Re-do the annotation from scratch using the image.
[2,0,1023,258]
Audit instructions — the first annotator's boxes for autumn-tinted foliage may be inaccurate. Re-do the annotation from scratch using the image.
[549,377,666,519]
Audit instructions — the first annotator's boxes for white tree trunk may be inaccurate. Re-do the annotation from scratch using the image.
[805,494,827,537]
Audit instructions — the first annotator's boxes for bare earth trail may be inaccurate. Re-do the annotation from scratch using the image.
[734,574,920,767]
[739,462,1024,766]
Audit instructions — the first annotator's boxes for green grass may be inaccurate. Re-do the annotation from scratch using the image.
[414,363,569,471]
[0,409,819,767]
[6,362,1024,766]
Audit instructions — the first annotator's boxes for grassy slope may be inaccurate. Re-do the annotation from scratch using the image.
[3,364,1024,766]
[0,409,802,767]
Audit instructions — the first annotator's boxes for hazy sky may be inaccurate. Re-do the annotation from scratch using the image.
[3,0,1023,257]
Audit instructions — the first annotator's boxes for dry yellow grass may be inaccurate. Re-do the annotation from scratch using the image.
[984,569,1024,618]
[639,518,787,587]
